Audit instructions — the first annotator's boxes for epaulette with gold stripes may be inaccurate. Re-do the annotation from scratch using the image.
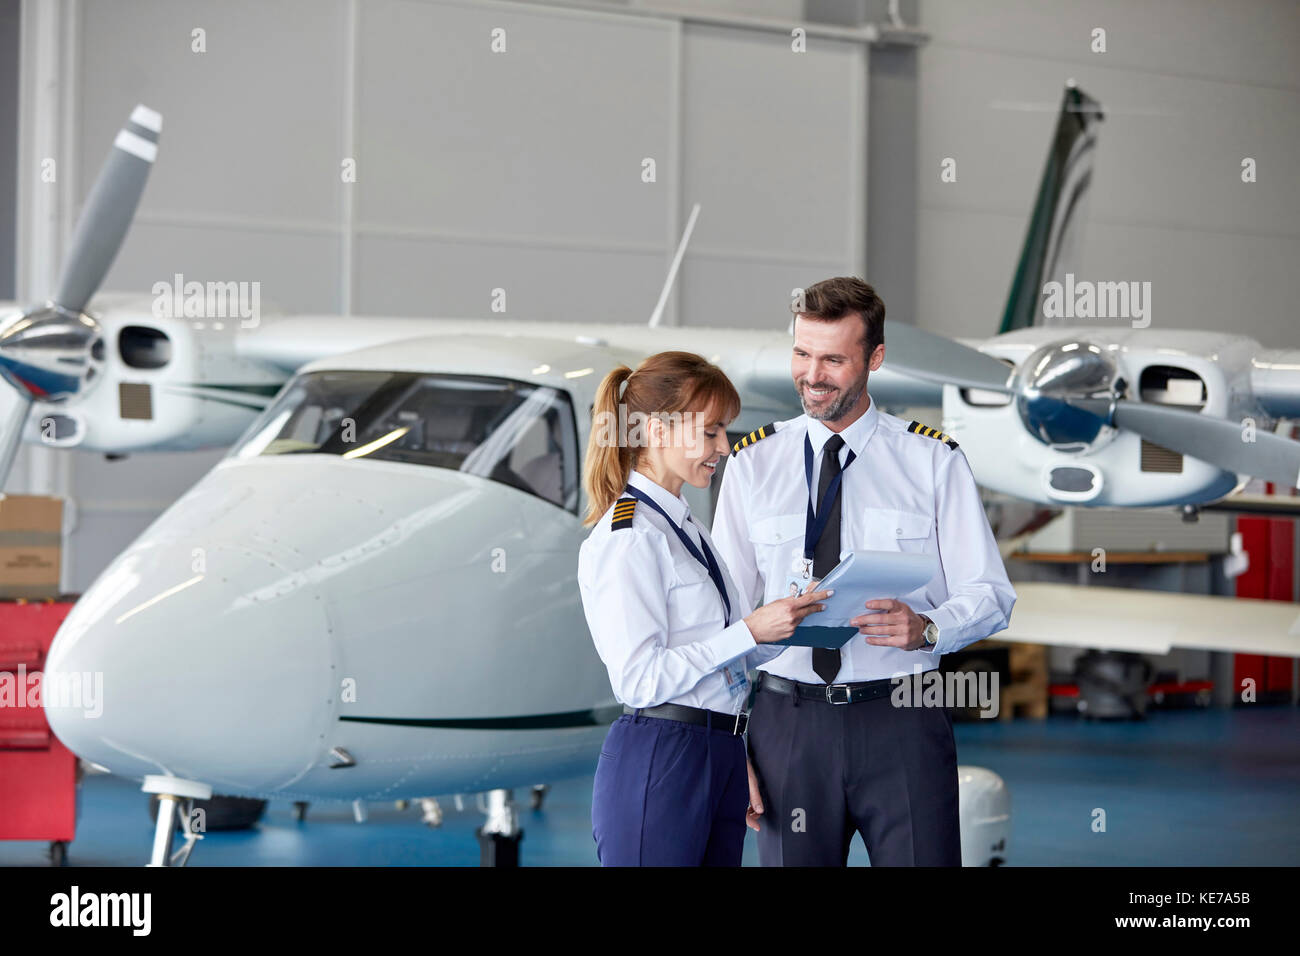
[611,496,637,530]
[731,422,776,454]
[907,420,958,449]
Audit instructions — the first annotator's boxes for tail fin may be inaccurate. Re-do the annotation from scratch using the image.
[998,84,1104,334]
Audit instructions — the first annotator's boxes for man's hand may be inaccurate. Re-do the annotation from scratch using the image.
[746,758,764,831]
[851,598,928,650]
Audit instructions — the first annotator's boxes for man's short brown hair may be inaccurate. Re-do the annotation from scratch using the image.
[793,276,885,357]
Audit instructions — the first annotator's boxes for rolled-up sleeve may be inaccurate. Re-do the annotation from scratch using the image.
[578,528,757,709]
[917,447,1016,657]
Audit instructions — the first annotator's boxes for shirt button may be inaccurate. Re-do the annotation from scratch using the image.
[896,528,903,535]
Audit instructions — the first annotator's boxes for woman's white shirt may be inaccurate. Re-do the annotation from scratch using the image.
[577,469,784,714]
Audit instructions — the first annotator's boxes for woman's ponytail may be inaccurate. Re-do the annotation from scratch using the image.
[582,365,634,526]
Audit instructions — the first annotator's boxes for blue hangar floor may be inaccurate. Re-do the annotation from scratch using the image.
[2,706,1297,867]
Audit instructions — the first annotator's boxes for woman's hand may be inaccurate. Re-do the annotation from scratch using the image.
[744,588,833,644]
[746,758,765,831]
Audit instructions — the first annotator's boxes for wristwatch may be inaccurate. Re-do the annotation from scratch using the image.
[919,615,938,647]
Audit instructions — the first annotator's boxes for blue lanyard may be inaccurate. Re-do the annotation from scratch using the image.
[803,434,856,561]
[623,485,732,627]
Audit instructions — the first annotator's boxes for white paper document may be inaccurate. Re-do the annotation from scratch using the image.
[775,550,939,648]
[810,550,939,626]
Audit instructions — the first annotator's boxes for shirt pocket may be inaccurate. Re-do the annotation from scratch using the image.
[668,558,724,628]
[746,512,805,589]
[860,508,934,554]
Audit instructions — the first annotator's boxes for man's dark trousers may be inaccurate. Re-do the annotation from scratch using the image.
[746,677,962,866]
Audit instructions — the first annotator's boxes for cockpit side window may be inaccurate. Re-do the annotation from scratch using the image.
[230,371,580,512]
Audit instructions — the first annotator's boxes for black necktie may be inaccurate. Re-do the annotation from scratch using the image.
[812,434,845,684]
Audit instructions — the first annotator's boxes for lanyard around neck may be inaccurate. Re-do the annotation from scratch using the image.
[623,485,732,626]
[803,434,856,561]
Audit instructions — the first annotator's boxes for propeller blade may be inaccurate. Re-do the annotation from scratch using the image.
[1112,401,1300,488]
[0,393,33,492]
[52,104,162,315]
[881,322,1015,392]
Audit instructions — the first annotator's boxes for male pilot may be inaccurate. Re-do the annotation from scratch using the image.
[711,276,1016,866]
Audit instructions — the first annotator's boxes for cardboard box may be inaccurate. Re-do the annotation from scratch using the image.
[0,495,63,600]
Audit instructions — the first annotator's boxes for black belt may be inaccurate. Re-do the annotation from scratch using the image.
[757,671,894,705]
[623,703,748,736]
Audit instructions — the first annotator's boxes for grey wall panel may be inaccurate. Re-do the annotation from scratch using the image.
[519,0,807,20]
[1081,223,1300,346]
[354,233,666,321]
[98,221,344,315]
[919,186,1300,347]
[681,24,862,262]
[916,0,1300,347]
[680,23,865,323]
[677,257,847,331]
[355,0,673,246]
[918,46,1299,241]
[923,0,1300,91]
[77,0,348,229]
[915,206,1023,341]
[866,45,917,327]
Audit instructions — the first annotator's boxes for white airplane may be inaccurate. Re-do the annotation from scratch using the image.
[10,88,1299,867]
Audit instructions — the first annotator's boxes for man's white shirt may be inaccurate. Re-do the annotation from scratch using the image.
[577,469,784,713]
[711,395,1016,684]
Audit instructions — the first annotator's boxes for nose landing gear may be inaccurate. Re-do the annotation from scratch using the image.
[142,774,212,867]
[476,788,523,867]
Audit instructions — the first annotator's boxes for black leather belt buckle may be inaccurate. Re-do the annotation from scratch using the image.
[825,683,852,705]
[733,711,749,735]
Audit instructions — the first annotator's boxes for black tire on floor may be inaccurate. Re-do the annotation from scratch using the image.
[49,841,68,867]
[477,828,523,867]
[147,794,268,831]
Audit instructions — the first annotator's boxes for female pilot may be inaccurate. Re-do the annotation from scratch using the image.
[577,350,830,866]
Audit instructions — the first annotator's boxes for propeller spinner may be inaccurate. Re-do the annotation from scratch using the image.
[1014,339,1121,449]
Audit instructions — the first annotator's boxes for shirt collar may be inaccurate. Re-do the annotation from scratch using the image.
[805,391,880,460]
[626,468,692,526]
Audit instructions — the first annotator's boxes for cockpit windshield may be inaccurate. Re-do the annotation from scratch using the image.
[230,370,580,511]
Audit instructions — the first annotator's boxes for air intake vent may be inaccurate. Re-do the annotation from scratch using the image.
[1048,466,1098,493]
[1140,439,1182,473]
[119,382,153,420]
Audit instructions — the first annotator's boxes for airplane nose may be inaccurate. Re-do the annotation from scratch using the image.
[44,534,335,792]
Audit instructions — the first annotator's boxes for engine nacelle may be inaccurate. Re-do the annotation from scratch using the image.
[22,297,289,453]
[944,331,1248,507]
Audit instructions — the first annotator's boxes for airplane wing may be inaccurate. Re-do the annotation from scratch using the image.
[1202,492,1300,517]
[996,581,1300,657]
[236,314,945,412]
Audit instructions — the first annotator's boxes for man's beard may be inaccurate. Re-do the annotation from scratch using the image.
[799,372,868,422]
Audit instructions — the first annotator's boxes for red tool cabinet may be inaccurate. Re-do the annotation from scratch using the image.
[0,600,78,863]
[1235,514,1296,702]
